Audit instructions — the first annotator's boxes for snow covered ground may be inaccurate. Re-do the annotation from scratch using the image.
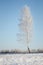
[0,53,43,65]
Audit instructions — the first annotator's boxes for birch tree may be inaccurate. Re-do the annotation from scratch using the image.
[17,5,32,52]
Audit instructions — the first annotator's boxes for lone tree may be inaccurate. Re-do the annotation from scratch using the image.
[17,5,32,53]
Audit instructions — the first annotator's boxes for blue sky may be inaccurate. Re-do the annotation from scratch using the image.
[0,0,43,50]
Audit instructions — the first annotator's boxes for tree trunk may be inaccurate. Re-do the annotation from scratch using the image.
[27,46,30,53]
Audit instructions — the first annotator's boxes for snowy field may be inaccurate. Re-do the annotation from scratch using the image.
[0,53,43,65]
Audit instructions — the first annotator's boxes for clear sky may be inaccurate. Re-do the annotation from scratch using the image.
[0,0,43,50]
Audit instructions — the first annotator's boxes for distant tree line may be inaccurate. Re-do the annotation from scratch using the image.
[0,49,43,54]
